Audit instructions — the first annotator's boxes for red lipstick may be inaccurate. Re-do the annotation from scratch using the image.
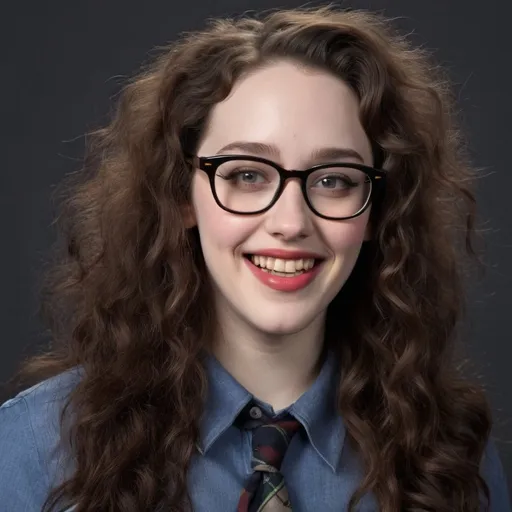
[247,248,324,260]
[243,251,324,292]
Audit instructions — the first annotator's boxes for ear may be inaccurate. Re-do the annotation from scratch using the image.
[181,203,197,229]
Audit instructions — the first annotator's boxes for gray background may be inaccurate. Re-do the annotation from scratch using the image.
[1,0,510,495]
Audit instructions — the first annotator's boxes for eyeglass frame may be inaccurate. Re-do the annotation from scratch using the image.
[186,153,387,220]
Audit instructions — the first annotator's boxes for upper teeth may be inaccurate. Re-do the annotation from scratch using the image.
[250,255,315,273]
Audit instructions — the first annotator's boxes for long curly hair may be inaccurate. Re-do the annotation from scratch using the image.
[7,5,494,511]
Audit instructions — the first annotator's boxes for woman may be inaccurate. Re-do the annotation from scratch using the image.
[0,5,510,512]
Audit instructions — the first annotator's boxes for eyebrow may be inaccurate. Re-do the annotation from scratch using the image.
[215,141,365,164]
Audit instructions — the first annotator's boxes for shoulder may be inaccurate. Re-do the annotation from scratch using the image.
[0,367,82,509]
[480,436,512,511]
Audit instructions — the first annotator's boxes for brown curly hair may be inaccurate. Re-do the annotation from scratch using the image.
[7,5,494,511]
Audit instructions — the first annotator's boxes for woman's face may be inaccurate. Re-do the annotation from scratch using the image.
[190,60,373,337]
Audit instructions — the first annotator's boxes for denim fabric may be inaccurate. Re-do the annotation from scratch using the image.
[0,351,510,511]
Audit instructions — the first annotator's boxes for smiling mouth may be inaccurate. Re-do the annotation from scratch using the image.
[243,254,324,277]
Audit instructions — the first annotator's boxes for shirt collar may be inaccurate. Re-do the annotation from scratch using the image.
[198,349,346,473]
[198,352,253,456]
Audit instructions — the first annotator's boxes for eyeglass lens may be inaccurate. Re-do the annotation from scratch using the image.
[213,159,372,218]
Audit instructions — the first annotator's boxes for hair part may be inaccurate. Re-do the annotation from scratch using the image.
[8,5,492,511]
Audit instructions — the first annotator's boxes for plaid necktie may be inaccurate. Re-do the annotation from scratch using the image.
[236,401,302,512]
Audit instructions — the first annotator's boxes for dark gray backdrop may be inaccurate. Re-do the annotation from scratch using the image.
[1,0,511,495]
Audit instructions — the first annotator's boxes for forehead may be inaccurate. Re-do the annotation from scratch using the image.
[197,60,373,166]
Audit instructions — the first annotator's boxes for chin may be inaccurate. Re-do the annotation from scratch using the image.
[248,313,320,338]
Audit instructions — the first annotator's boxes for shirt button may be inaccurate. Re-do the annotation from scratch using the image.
[249,406,262,419]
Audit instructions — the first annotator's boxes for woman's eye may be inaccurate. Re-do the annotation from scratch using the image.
[221,169,267,184]
[237,171,262,183]
[314,175,355,189]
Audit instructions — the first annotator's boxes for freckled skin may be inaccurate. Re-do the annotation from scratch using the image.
[190,60,372,338]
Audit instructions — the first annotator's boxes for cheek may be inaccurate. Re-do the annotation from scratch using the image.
[192,176,257,252]
[201,215,257,253]
[321,213,370,253]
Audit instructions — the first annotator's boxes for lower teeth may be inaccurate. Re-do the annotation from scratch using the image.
[260,268,305,277]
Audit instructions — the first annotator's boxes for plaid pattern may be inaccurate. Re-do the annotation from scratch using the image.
[236,402,302,512]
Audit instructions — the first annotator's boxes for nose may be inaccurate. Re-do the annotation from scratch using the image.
[263,179,314,241]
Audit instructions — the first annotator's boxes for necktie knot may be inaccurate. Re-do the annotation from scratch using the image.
[236,401,302,512]
[252,418,301,472]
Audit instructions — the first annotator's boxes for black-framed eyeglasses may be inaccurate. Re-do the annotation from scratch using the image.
[186,154,387,220]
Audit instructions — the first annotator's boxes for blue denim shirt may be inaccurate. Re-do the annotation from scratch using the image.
[0,350,510,511]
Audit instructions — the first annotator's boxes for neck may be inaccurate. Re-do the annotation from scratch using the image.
[211,311,326,412]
